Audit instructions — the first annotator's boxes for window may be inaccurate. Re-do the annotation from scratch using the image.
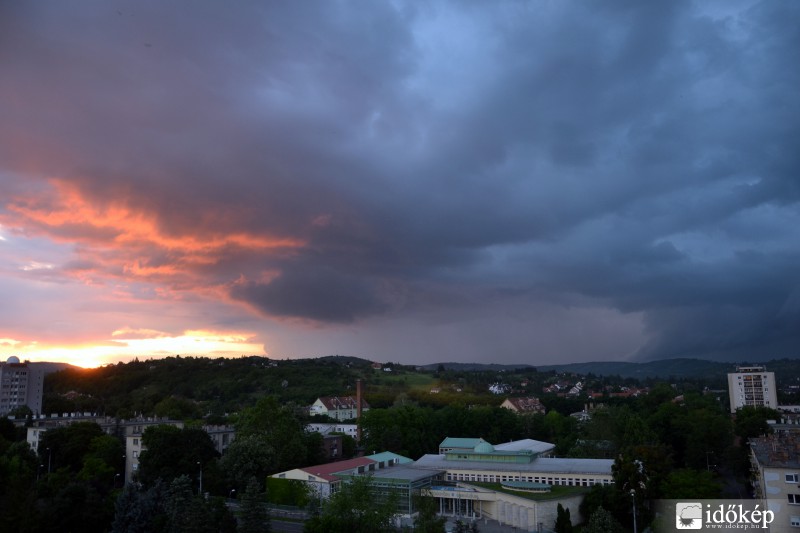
[133,439,139,446]
[787,474,799,483]
[792,516,800,527]
[788,494,800,504]
[133,451,138,458]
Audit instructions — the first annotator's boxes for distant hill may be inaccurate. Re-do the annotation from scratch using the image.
[539,358,800,381]
[535,358,728,379]
[417,362,534,372]
[423,357,800,381]
[33,361,76,375]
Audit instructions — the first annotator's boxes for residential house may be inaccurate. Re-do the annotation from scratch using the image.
[500,397,546,415]
[308,396,369,421]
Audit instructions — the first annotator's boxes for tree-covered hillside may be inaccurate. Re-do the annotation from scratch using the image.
[41,354,789,420]
[44,355,379,418]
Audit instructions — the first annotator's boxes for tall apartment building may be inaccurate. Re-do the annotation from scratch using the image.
[728,365,778,413]
[0,356,44,416]
[750,432,800,531]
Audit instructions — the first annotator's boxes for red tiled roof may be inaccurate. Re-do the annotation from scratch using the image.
[504,397,545,412]
[317,396,370,410]
[301,457,376,482]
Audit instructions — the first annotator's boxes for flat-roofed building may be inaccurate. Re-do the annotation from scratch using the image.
[415,438,613,529]
[728,365,778,413]
[306,422,359,440]
[750,431,800,531]
[0,356,44,416]
[271,452,416,500]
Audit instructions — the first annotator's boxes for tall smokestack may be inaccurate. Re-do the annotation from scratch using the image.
[356,379,363,442]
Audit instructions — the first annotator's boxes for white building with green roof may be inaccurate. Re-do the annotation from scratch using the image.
[412,437,613,530]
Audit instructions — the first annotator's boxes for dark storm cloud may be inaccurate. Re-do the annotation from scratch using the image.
[1,0,798,363]
[230,266,391,323]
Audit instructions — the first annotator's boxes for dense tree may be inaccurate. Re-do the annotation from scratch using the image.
[221,435,276,493]
[681,407,731,470]
[580,483,620,520]
[137,425,219,489]
[111,475,235,533]
[36,480,110,533]
[734,406,779,441]
[111,480,167,533]
[581,507,623,533]
[303,475,398,533]
[23,422,123,533]
[0,440,39,532]
[0,416,17,447]
[554,503,573,533]
[154,396,203,420]
[612,453,650,529]
[303,431,327,467]
[164,475,218,533]
[234,397,308,473]
[38,422,105,473]
[660,469,722,499]
[236,477,271,533]
[360,408,405,455]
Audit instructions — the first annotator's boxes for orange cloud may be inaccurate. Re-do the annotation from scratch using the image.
[3,178,306,288]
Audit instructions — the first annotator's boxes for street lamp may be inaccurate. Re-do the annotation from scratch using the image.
[229,489,236,500]
[47,447,52,473]
[630,489,637,533]
[115,473,121,487]
[197,461,203,496]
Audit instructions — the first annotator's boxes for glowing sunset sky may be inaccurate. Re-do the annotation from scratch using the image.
[1,1,798,368]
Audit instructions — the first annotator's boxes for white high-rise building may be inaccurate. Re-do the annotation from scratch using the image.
[0,356,45,416]
[727,365,778,413]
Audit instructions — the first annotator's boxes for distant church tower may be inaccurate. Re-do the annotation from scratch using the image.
[0,356,45,416]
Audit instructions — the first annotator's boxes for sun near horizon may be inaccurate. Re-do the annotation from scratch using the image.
[0,330,267,369]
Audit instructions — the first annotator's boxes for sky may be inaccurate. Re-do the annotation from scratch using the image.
[1,1,798,368]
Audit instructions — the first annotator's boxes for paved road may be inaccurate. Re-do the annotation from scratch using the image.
[271,519,305,532]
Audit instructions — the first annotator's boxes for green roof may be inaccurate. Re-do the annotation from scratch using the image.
[440,437,487,449]
[501,480,551,490]
[366,451,413,465]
